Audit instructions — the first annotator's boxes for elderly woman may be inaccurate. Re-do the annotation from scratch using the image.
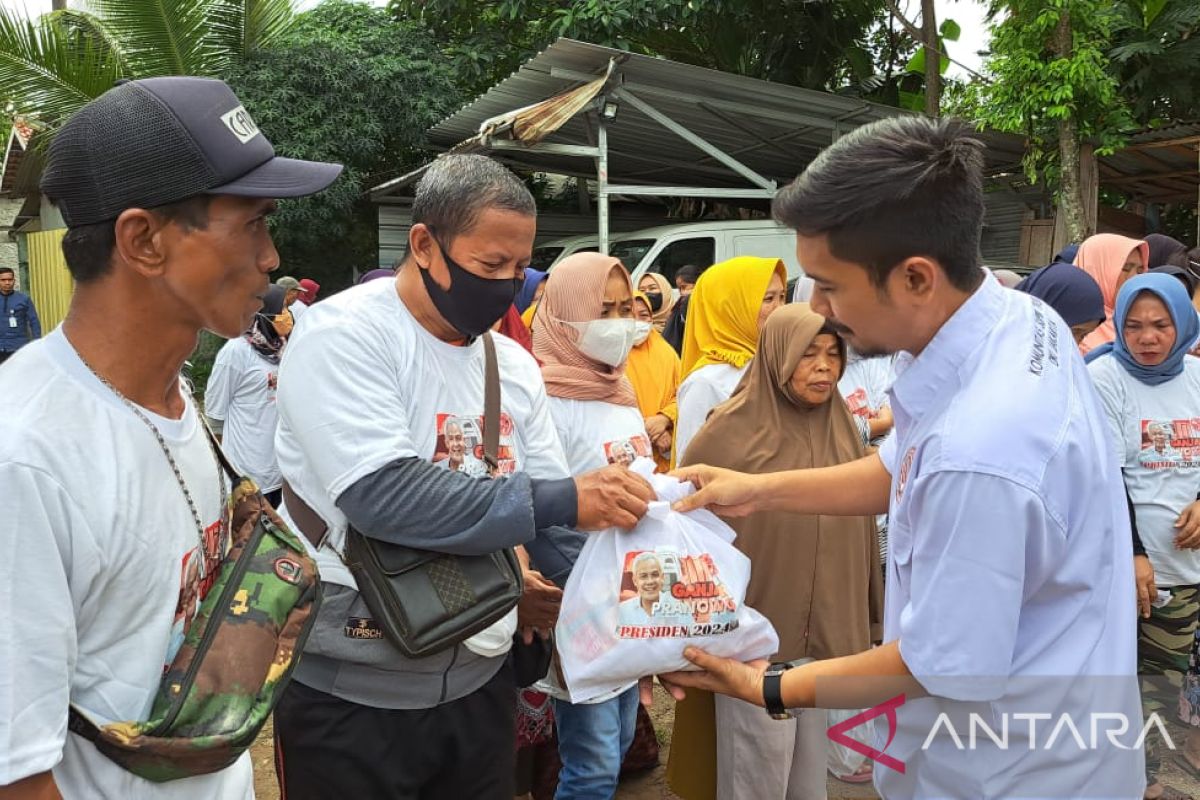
[532,252,650,800]
[668,305,881,800]
[1087,273,1200,800]
[1074,233,1150,354]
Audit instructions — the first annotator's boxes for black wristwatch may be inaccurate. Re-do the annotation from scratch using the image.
[763,661,794,720]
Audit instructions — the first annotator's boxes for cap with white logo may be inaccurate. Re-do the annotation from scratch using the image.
[41,76,343,227]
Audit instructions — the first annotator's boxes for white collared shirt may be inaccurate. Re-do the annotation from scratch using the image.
[874,277,1142,799]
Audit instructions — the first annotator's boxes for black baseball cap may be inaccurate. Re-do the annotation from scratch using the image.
[40,76,343,227]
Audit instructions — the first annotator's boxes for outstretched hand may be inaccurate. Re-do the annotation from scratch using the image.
[668,465,763,517]
[658,647,770,707]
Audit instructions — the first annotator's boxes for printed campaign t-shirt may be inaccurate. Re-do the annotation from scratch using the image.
[543,396,651,702]
[274,278,571,656]
[0,330,251,798]
[1089,354,1200,586]
[205,335,283,492]
[839,354,893,425]
[675,363,749,464]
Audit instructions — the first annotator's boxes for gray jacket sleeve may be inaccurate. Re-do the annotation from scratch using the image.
[336,457,577,557]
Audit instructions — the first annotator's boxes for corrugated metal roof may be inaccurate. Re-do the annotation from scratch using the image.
[373,39,1027,199]
[1099,123,1200,203]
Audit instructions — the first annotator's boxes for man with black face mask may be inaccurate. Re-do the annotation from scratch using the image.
[271,154,655,799]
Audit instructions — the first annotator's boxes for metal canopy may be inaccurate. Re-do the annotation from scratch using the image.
[370,38,1029,252]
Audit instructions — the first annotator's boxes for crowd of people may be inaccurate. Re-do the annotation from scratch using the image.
[2,74,1199,800]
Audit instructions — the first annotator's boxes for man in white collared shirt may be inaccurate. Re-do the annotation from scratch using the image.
[667,116,1142,799]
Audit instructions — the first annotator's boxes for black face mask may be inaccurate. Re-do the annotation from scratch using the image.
[644,291,664,313]
[421,239,522,338]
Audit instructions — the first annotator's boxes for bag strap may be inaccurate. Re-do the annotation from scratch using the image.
[481,332,501,472]
[67,706,102,743]
[198,413,242,484]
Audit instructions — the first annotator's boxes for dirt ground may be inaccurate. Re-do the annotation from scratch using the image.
[249,690,1200,799]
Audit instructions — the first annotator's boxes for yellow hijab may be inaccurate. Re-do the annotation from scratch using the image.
[680,256,786,380]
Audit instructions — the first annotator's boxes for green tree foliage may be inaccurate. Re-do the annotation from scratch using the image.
[0,0,296,130]
[1109,0,1200,125]
[955,0,1134,241]
[390,0,888,96]
[226,1,464,286]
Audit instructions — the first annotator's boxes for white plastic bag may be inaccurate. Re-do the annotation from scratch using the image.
[556,459,779,703]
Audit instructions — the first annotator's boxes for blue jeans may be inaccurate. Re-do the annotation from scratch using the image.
[553,686,639,800]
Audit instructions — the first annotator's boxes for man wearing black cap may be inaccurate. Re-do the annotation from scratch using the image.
[0,77,340,799]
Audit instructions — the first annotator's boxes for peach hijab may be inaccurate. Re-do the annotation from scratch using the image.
[532,252,639,407]
[1075,233,1150,354]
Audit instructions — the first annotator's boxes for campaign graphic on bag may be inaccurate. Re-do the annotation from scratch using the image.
[603,434,653,468]
[616,548,739,638]
[1139,418,1200,469]
[433,411,517,477]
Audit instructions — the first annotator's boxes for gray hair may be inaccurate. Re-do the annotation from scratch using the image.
[632,552,661,574]
[412,154,536,244]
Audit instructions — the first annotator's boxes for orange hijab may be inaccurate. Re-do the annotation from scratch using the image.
[533,253,639,407]
[1075,233,1149,353]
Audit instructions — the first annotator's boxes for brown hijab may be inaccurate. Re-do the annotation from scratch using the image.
[533,252,639,407]
[682,303,882,661]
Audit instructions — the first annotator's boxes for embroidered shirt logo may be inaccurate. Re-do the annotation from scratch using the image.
[220,105,260,144]
[895,447,916,504]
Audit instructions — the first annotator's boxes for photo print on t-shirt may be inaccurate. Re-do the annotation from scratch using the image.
[603,434,653,468]
[1139,418,1200,469]
[844,386,872,419]
[616,548,739,639]
[433,411,517,478]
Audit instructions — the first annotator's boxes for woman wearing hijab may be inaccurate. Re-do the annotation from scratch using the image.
[1074,233,1150,354]
[627,291,682,472]
[637,272,678,334]
[1088,273,1200,800]
[518,268,549,329]
[204,284,293,507]
[1146,233,1191,271]
[1015,261,1107,347]
[673,256,787,465]
[531,252,649,800]
[680,304,883,799]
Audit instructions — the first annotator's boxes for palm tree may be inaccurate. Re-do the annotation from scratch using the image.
[0,0,297,133]
[1109,0,1200,125]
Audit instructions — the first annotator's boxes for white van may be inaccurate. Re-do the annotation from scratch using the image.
[536,220,802,287]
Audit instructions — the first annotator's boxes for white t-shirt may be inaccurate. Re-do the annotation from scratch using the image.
[1088,355,1200,586]
[0,330,252,798]
[274,278,571,655]
[674,363,748,464]
[542,396,650,702]
[288,300,307,321]
[205,336,282,492]
[547,397,654,473]
[838,353,893,422]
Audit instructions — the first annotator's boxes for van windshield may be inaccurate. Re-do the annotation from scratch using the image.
[609,239,655,268]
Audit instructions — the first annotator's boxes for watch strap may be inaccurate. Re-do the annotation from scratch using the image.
[763,661,793,717]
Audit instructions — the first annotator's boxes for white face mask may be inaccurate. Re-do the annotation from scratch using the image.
[633,320,652,346]
[562,318,639,367]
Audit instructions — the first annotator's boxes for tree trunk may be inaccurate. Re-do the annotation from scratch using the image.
[1053,8,1090,242]
[922,0,940,116]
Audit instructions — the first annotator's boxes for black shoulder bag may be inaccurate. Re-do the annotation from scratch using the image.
[285,332,524,659]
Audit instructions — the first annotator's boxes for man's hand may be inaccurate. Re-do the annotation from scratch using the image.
[645,414,671,442]
[659,647,769,706]
[638,675,687,707]
[1176,501,1200,549]
[574,465,655,530]
[1135,554,1157,619]
[669,464,763,516]
[517,568,562,643]
[652,430,672,456]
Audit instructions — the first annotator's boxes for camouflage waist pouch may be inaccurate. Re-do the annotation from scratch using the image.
[67,455,322,782]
